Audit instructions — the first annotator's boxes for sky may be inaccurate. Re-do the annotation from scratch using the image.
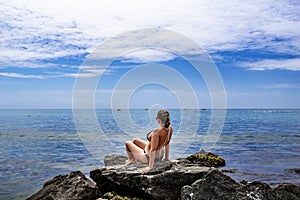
[0,0,300,109]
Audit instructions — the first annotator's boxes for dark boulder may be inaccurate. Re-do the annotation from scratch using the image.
[181,169,300,200]
[272,183,300,200]
[27,171,100,200]
[285,168,300,174]
[181,169,245,200]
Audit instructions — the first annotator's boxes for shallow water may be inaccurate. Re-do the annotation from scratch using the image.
[0,109,299,199]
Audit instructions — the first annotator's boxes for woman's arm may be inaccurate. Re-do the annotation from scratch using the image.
[164,144,170,161]
[141,129,159,174]
[164,126,172,161]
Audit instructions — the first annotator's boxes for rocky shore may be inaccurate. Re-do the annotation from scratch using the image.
[27,151,300,200]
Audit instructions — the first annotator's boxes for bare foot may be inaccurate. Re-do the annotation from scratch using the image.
[125,158,137,165]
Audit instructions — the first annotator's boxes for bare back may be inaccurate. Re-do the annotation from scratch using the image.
[157,126,173,148]
[146,126,173,153]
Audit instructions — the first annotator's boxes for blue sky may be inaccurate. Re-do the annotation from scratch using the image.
[0,0,300,109]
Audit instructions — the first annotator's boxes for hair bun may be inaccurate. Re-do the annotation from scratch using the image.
[157,110,171,129]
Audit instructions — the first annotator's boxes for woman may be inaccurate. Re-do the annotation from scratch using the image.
[125,110,173,174]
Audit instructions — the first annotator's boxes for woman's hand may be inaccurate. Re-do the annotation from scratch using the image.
[141,166,152,174]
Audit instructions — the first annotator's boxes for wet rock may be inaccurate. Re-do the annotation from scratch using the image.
[221,168,237,173]
[294,168,300,174]
[285,168,300,174]
[27,171,100,200]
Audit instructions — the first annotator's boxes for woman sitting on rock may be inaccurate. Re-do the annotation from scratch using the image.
[125,109,173,174]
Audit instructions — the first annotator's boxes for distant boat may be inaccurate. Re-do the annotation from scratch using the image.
[201,108,206,111]
[145,108,149,110]
[117,109,121,111]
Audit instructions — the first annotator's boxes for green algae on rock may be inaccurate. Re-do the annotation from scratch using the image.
[100,191,141,200]
[186,149,226,167]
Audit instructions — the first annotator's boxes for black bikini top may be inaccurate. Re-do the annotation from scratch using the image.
[146,130,152,141]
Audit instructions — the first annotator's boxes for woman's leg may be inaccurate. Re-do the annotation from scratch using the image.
[125,141,148,164]
[132,138,147,149]
[125,141,134,162]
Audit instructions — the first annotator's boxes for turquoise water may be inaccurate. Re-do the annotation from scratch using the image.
[0,109,300,199]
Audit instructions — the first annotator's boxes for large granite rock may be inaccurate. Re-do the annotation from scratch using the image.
[181,169,300,200]
[90,159,212,200]
[27,171,100,200]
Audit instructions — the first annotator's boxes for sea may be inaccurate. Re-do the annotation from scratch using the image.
[0,109,299,199]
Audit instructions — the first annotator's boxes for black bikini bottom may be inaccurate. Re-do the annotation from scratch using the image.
[144,151,163,163]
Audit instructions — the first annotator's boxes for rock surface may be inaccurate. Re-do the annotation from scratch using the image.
[27,171,100,200]
[104,154,127,166]
[181,169,300,200]
[90,159,212,200]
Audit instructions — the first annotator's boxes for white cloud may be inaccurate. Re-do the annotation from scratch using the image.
[121,49,177,63]
[55,66,113,78]
[0,65,110,78]
[1,0,300,72]
[0,1,95,68]
[240,58,300,71]
[0,72,45,79]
